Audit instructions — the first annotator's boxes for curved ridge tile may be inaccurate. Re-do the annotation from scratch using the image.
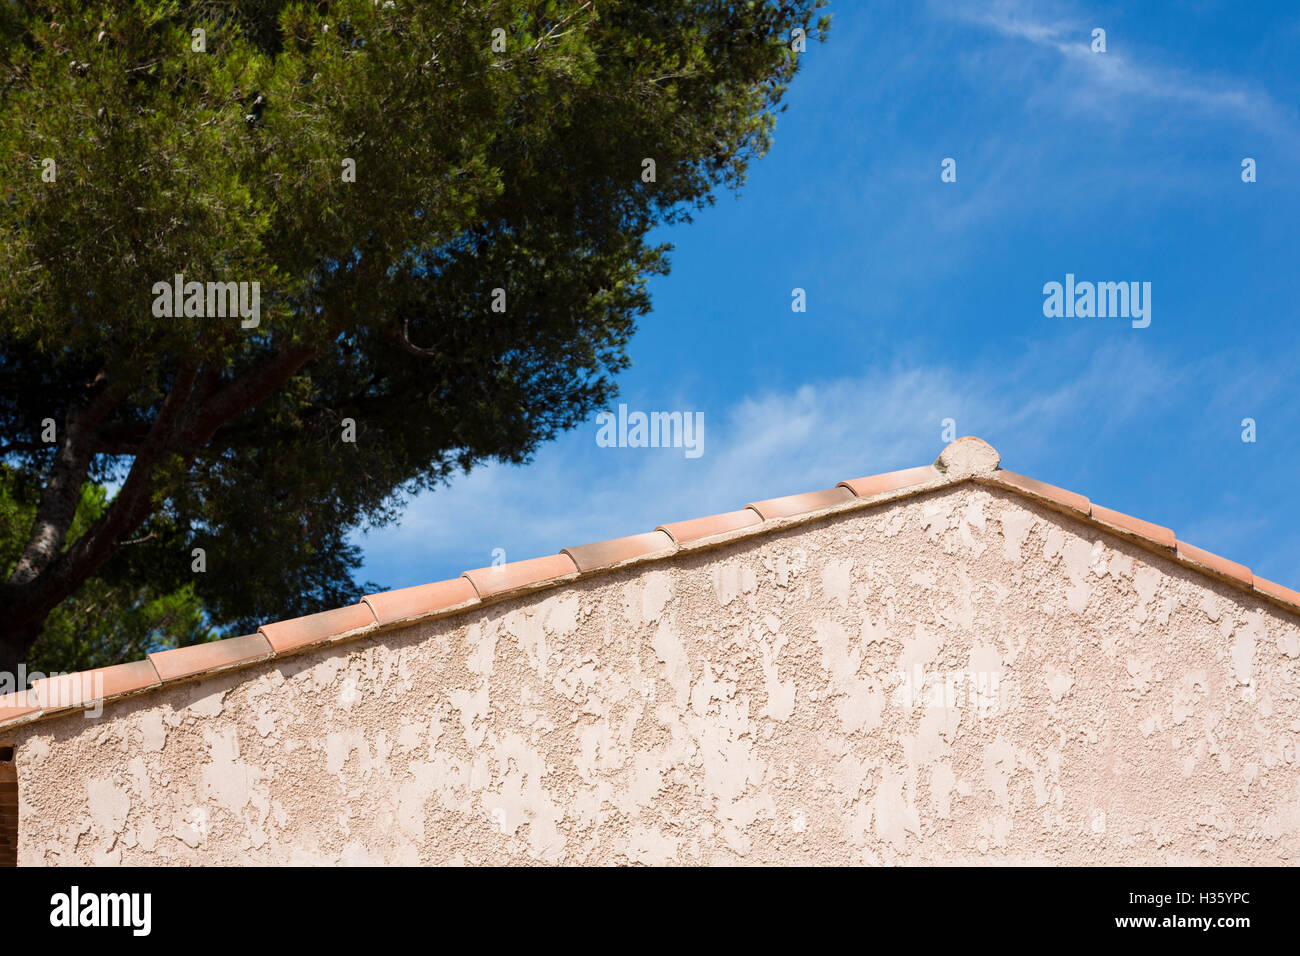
[747,486,853,520]
[364,577,479,627]
[260,603,379,655]
[562,530,675,573]
[657,508,762,544]
[464,553,579,600]
[150,633,273,683]
[839,465,941,499]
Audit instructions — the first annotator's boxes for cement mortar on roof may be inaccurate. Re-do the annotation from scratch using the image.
[936,436,1001,477]
[9,484,1300,864]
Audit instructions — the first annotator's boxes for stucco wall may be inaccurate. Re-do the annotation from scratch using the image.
[9,483,1300,864]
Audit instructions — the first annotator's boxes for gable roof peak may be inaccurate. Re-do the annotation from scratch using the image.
[8,433,1300,737]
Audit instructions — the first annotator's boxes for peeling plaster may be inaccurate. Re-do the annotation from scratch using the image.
[9,485,1300,864]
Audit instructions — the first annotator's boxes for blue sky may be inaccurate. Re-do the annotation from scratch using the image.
[354,0,1300,593]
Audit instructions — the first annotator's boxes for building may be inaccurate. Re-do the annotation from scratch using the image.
[2,437,1297,865]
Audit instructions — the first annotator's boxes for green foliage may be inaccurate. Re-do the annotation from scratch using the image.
[0,0,828,658]
[29,578,213,675]
[1,468,214,672]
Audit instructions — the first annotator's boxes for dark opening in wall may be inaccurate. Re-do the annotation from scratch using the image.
[0,746,15,867]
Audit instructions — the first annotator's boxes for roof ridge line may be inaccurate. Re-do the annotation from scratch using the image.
[3,436,1297,734]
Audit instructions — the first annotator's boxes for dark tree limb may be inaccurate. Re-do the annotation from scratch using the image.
[0,345,317,666]
[6,372,122,588]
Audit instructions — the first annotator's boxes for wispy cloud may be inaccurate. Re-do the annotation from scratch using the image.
[937,0,1298,141]
[354,338,1184,590]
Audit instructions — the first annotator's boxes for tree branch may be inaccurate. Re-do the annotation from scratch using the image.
[173,344,318,451]
[5,372,122,588]
[389,319,441,359]
[0,361,198,642]
[16,344,320,623]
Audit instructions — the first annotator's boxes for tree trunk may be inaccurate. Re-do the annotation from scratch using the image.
[0,347,318,670]
[0,621,42,690]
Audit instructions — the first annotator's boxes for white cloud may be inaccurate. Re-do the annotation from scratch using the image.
[354,338,1179,590]
[938,0,1297,140]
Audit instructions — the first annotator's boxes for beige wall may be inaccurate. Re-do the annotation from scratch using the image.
[9,483,1300,864]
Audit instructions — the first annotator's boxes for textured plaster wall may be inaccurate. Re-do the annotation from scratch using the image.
[9,484,1300,865]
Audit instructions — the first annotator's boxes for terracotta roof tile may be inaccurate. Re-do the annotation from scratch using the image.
[839,465,939,499]
[149,633,273,683]
[563,530,675,573]
[657,508,762,544]
[0,692,40,726]
[259,603,379,655]
[4,436,1298,734]
[985,470,1090,516]
[1089,503,1176,550]
[747,486,854,520]
[29,659,160,711]
[363,577,479,627]
[464,553,579,600]
[1175,541,1252,588]
[1255,576,1300,610]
